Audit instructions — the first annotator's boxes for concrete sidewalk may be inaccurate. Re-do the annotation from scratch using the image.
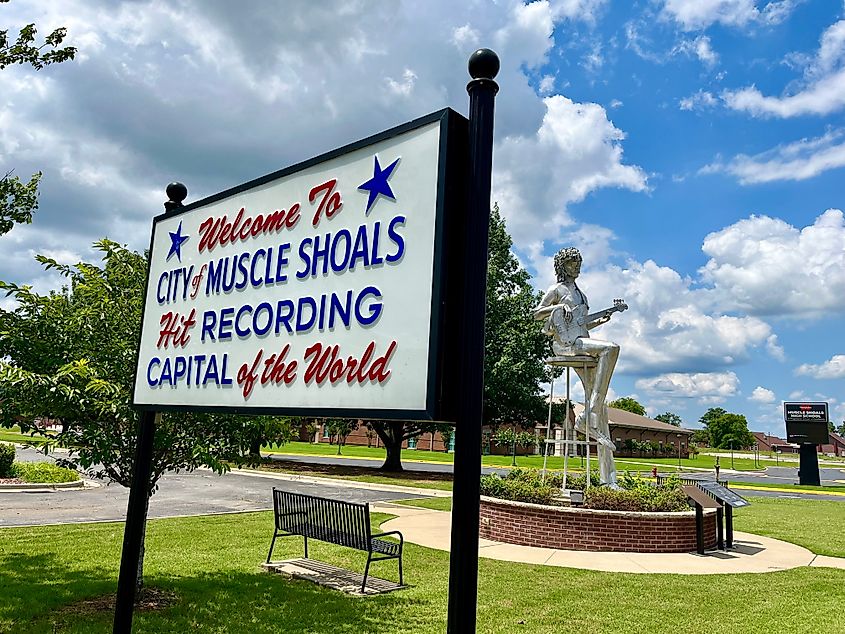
[375,503,845,575]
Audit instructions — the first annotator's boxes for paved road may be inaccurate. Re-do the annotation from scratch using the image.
[0,449,423,528]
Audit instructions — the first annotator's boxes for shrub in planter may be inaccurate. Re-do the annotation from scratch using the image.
[564,470,601,491]
[0,443,14,478]
[584,485,689,512]
[480,472,560,505]
[10,462,79,484]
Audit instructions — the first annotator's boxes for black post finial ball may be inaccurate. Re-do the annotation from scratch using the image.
[468,48,500,80]
[166,182,188,204]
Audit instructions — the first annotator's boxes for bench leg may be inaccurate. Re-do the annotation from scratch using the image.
[362,553,372,593]
[398,554,403,586]
[266,530,279,564]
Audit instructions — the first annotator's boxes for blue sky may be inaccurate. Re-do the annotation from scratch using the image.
[1,0,843,434]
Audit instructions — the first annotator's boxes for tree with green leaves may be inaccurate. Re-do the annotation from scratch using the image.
[608,396,646,417]
[367,204,551,471]
[0,241,272,589]
[482,203,550,428]
[1,4,76,235]
[324,418,358,455]
[698,407,754,450]
[654,412,683,427]
[837,422,845,437]
[690,428,710,446]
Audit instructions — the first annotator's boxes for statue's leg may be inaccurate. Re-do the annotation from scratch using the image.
[595,405,618,487]
[574,338,619,412]
[572,365,596,435]
[573,365,614,449]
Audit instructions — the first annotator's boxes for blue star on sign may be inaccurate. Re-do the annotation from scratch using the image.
[358,155,400,214]
[167,221,189,262]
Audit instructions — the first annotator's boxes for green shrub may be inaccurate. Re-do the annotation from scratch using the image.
[0,443,14,477]
[564,470,601,491]
[480,473,560,505]
[584,485,690,512]
[10,462,79,484]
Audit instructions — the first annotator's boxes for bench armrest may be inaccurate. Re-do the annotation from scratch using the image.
[371,530,404,546]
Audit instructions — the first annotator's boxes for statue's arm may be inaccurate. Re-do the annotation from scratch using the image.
[533,287,564,321]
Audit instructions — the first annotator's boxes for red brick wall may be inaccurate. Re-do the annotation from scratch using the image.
[479,497,717,553]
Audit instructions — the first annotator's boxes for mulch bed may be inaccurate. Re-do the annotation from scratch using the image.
[56,587,179,617]
[0,477,24,484]
[259,458,454,483]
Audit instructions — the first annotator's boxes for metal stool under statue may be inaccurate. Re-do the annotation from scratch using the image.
[541,354,601,494]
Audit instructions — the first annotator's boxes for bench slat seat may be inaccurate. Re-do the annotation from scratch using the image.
[267,488,404,592]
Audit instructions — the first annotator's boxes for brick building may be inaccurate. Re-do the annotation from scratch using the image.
[819,432,845,457]
[751,431,799,453]
[536,400,695,458]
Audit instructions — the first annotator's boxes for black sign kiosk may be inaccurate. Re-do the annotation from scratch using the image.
[784,402,828,486]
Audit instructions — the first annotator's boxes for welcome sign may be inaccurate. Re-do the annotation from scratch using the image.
[133,109,467,420]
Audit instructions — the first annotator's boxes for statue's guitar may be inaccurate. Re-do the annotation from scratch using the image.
[553,298,628,346]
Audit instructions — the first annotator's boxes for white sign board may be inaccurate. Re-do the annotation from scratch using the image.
[133,110,467,419]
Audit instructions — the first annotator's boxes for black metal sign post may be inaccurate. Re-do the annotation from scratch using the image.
[446,48,499,634]
[113,184,186,633]
[113,410,158,633]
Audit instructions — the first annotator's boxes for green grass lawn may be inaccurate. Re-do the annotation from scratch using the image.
[267,441,777,472]
[0,426,48,445]
[2,509,845,633]
[733,497,845,558]
[730,481,845,494]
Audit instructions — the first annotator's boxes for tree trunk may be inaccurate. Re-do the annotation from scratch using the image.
[370,421,405,472]
[381,439,404,471]
[249,438,262,459]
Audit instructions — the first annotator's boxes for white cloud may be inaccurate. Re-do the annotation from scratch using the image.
[627,23,721,69]
[494,95,648,252]
[1,0,638,298]
[660,0,799,31]
[723,19,845,117]
[539,74,556,94]
[636,372,740,404]
[699,209,845,318]
[673,35,719,67]
[570,260,779,375]
[452,24,480,49]
[680,90,718,110]
[750,386,776,403]
[551,0,608,23]
[795,355,845,379]
[701,129,845,183]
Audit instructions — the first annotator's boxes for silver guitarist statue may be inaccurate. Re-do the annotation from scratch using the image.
[534,247,627,487]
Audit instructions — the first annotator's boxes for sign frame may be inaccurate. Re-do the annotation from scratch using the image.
[784,402,829,444]
[130,108,469,422]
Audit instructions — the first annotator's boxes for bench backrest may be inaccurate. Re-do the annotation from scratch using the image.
[272,488,371,551]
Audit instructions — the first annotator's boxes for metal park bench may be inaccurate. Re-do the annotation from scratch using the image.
[266,488,404,592]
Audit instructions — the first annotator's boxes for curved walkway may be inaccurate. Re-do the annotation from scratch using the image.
[375,503,845,575]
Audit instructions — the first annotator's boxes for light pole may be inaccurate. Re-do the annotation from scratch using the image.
[677,433,682,471]
[730,439,735,470]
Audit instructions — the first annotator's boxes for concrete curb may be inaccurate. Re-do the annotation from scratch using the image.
[0,478,84,491]
[229,467,452,498]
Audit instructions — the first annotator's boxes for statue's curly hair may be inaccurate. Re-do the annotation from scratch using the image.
[553,247,582,280]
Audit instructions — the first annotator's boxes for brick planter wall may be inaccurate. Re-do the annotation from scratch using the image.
[479,496,717,553]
